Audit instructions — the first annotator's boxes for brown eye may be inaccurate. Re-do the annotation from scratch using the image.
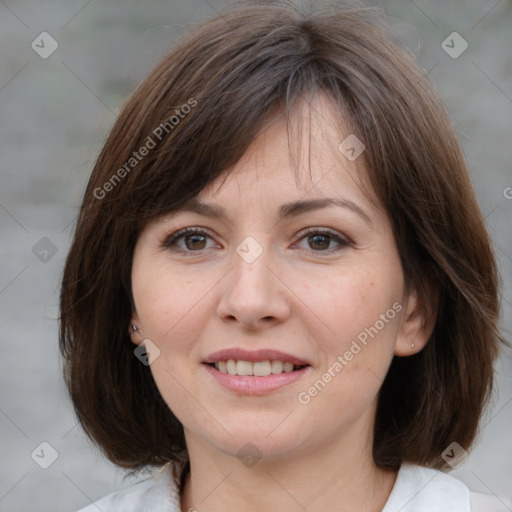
[295,228,350,254]
[183,233,207,250]
[308,234,331,251]
[163,228,216,252]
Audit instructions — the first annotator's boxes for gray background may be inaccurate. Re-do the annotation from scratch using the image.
[0,0,511,511]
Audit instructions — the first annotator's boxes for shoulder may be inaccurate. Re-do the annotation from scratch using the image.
[75,463,183,512]
[383,462,510,512]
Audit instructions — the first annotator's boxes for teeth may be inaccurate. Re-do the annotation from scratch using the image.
[253,361,271,376]
[270,360,283,374]
[236,360,253,376]
[214,359,302,376]
[283,362,294,373]
[226,359,237,375]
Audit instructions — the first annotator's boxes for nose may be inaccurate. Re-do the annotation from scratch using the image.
[216,242,291,331]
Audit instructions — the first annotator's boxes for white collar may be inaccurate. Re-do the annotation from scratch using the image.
[85,460,477,511]
[153,460,472,512]
[382,462,470,511]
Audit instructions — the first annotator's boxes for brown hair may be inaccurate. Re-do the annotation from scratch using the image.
[59,0,508,472]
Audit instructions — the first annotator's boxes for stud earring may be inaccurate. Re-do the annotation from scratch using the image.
[130,324,138,335]
[411,342,415,348]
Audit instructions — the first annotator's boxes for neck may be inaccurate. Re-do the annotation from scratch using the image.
[180,415,397,512]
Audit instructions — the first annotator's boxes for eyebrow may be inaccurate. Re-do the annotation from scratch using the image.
[176,197,374,228]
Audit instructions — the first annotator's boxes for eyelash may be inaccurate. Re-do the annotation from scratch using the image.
[162,227,350,256]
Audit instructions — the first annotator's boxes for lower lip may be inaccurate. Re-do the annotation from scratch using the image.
[203,364,310,395]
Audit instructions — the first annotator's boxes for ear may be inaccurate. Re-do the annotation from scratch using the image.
[128,311,144,346]
[394,289,437,357]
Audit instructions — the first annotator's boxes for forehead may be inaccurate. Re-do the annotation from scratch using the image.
[199,94,381,220]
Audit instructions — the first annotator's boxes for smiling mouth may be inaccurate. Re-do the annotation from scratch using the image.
[207,360,309,377]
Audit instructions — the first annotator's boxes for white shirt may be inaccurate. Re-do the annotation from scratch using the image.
[77,461,509,511]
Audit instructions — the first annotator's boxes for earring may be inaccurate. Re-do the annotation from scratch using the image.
[411,342,415,348]
[130,324,138,335]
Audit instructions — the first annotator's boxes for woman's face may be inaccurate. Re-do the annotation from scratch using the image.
[131,96,420,463]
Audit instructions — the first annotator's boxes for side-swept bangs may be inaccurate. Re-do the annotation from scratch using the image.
[60,1,507,471]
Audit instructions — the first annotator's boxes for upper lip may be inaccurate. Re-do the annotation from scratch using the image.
[203,348,310,366]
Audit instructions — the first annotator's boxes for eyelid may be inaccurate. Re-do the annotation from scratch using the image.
[295,226,352,244]
[292,227,351,254]
[161,225,351,256]
[161,226,217,249]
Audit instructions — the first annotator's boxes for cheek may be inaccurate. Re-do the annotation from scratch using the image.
[299,261,403,366]
[131,254,212,343]
[296,272,403,420]
[131,259,215,419]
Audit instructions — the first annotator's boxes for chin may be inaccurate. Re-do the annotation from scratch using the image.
[188,419,313,464]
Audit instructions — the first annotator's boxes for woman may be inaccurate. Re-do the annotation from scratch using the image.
[59,1,509,510]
